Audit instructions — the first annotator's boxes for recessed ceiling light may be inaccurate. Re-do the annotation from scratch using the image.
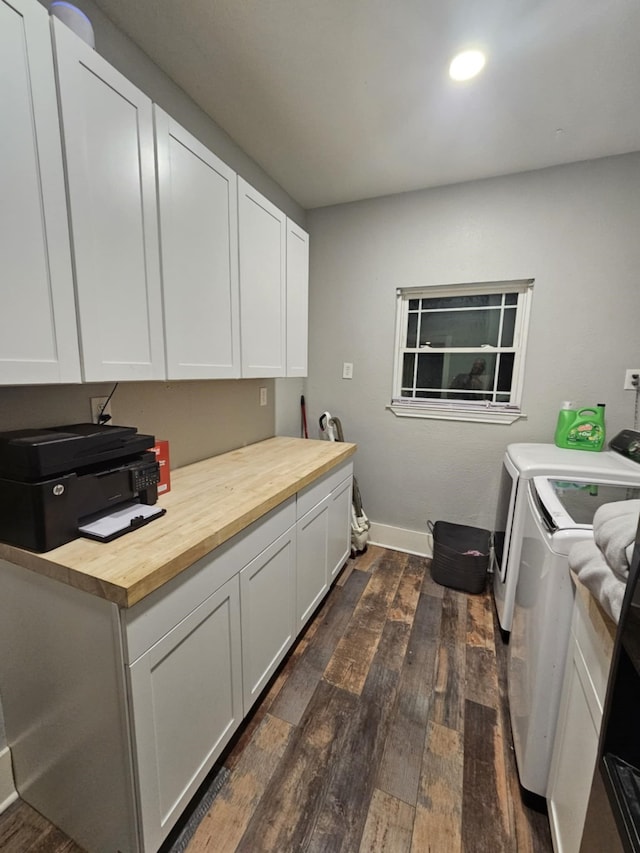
[449,50,486,82]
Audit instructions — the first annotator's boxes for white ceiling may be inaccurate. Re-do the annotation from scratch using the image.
[91,0,640,210]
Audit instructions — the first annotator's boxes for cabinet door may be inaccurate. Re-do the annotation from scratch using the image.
[328,476,352,580]
[548,635,601,853]
[155,107,240,379]
[128,576,242,852]
[240,526,296,712]
[0,0,80,384]
[52,19,164,382]
[296,495,330,631]
[238,177,286,377]
[286,219,309,377]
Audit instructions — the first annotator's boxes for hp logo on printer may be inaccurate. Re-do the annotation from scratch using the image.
[53,484,65,496]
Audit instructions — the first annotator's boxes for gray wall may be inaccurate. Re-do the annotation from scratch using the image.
[304,152,640,535]
[0,380,274,468]
[275,378,306,438]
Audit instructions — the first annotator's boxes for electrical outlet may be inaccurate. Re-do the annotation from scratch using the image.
[342,362,353,379]
[259,387,268,406]
[90,396,112,424]
[624,369,640,391]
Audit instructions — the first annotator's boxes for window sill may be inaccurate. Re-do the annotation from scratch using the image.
[387,402,526,425]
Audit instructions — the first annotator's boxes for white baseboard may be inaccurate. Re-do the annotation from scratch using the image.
[367,522,433,558]
[0,746,17,813]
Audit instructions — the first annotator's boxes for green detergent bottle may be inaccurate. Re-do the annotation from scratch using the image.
[554,401,576,448]
[556,402,606,452]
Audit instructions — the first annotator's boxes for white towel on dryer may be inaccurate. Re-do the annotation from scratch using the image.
[568,499,640,623]
[593,499,640,579]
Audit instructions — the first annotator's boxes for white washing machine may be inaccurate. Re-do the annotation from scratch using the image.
[508,474,640,799]
[492,433,640,634]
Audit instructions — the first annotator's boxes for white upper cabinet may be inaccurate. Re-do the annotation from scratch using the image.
[3,1,306,387]
[286,219,309,377]
[155,108,240,379]
[0,0,80,385]
[238,177,287,378]
[51,18,164,382]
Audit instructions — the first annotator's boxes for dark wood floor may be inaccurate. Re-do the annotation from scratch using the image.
[0,546,552,852]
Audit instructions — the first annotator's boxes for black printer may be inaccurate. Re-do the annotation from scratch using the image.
[0,423,161,552]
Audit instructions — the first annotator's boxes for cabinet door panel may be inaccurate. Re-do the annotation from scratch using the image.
[0,0,80,384]
[328,477,352,579]
[286,219,309,377]
[238,177,286,377]
[240,527,296,712]
[52,19,164,382]
[128,576,242,851]
[548,639,600,853]
[296,496,329,630]
[155,108,240,379]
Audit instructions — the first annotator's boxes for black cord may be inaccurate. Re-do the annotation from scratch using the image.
[98,382,118,424]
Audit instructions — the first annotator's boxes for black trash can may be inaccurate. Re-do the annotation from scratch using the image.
[428,520,491,594]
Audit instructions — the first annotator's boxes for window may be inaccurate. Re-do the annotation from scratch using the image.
[389,279,533,423]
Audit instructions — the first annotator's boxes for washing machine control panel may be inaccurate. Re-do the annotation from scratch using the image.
[609,430,640,463]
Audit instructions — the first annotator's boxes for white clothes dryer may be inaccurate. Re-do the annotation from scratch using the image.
[508,475,640,798]
[492,433,640,634]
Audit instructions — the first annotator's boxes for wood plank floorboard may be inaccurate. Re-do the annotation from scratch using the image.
[412,720,464,853]
[461,699,512,852]
[323,551,406,695]
[430,588,467,732]
[375,591,442,805]
[268,567,372,725]
[0,549,553,853]
[359,788,414,853]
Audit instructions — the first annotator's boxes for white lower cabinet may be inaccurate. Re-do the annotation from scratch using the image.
[296,495,331,629]
[296,463,354,629]
[124,497,296,851]
[547,589,615,853]
[128,576,242,852]
[240,527,296,712]
[0,462,353,853]
[328,476,353,580]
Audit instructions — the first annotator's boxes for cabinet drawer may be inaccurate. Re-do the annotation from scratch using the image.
[124,497,295,663]
[296,461,353,519]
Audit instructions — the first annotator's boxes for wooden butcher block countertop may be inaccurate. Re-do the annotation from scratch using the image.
[0,437,356,609]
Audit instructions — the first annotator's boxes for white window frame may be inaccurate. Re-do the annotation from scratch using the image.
[388,279,534,424]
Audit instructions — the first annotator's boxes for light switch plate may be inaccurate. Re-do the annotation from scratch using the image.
[342,362,353,379]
